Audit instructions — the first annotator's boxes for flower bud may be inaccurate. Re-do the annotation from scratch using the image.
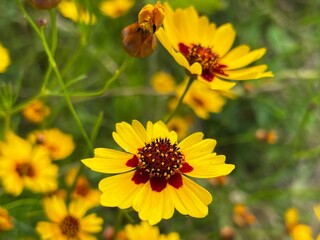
[28,0,62,10]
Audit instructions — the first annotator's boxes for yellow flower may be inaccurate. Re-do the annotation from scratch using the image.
[82,120,235,225]
[156,3,273,90]
[151,71,176,94]
[58,0,96,25]
[28,128,75,160]
[167,116,192,139]
[138,1,165,34]
[0,207,13,232]
[172,80,229,119]
[285,207,299,232]
[100,0,135,18]
[0,43,11,73]
[65,167,101,208]
[290,224,313,240]
[36,197,103,240]
[22,100,51,124]
[0,132,58,196]
[119,221,180,240]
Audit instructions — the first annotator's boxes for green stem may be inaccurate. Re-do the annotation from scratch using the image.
[165,77,194,124]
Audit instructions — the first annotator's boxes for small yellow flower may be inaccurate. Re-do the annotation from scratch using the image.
[167,116,192,139]
[28,128,75,160]
[285,207,299,232]
[58,0,96,25]
[290,224,313,240]
[82,120,234,225]
[119,221,180,240]
[173,80,229,119]
[151,71,176,94]
[22,100,51,124]
[0,43,10,73]
[232,204,256,227]
[36,197,103,240]
[0,132,58,196]
[156,3,273,90]
[0,207,13,232]
[65,167,101,208]
[100,0,135,18]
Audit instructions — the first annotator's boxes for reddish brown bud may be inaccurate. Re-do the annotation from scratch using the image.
[28,0,62,10]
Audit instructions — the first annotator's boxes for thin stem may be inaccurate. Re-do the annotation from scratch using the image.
[164,77,194,124]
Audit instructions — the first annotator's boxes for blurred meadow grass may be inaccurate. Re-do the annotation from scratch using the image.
[0,0,319,239]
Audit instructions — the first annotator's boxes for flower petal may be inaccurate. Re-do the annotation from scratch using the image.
[211,23,236,57]
[99,172,143,209]
[36,222,61,239]
[220,45,250,63]
[178,132,204,151]
[201,76,236,90]
[80,213,103,233]
[180,138,217,160]
[82,148,134,174]
[44,197,67,222]
[223,64,271,80]
[168,176,212,218]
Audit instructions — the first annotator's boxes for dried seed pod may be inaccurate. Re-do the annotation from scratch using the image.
[28,0,62,10]
[121,22,157,58]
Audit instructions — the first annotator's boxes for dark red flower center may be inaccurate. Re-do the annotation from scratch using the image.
[15,162,35,177]
[126,138,193,192]
[60,215,80,238]
[179,43,228,82]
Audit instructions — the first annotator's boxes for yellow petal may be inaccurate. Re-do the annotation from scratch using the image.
[178,132,204,151]
[80,213,103,233]
[36,222,61,239]
[223,64,270,80]
[82,148,134,174]
[220,45,250,63]
[99,172,143,209]
[132,182,174,225]
[180,138,217,160]
[69,199,88,218]
[44,197,67,222]
[201,76,236,90]
[132,120,148,143]
[168,176,212,217]
[222,48,267,70]
[186,155,235,178]
[211,23,236,57]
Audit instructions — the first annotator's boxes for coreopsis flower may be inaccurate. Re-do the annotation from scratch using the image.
[36,197,103,240]
[122,1,165,58]
[100,0,135,18]
[0,43,11,73]
[82,120,235,225]
[167,116,192,139]
[285,207,299,232]
[0,132,58,196]
[58,0,96,25]
[151,71,176,94]
[156,3,273,90]
[0,207,13,232]
[28,128,75,160]
[171,80,229,119]
[65,167,101,208]
[22,100,51,124]
[28,0,62,10]
[118,221,180,240]
[290,224,313,240]
[232,204,256,227]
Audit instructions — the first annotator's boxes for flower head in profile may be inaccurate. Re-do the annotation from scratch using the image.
[0,207,13,232]
[28,128,75,160]
[122,1,165,58]
[0,132,58,196]
[22,100,51,124]
[156,3,273,90]
[100,0,135,19]
[82,120,234,225]
[118,221,180,240]
[0,43,11,73]
[36,197,103,240]
[58,0,96,25]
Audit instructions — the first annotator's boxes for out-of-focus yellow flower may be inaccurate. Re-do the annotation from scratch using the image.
[172,80,229,119]
[232,203,256,227]
[0,132,58,196]
[118,221,180,240]
[36,197,103,239]
[156,3,273,90]
[65,167,101,208]
[82,120,234,225]
[255,129,278,144]
[0,43,10,73]
[290,224,313,240]
[122,1,165,58]
[58,0,96,25]
[314,204,320,221]
[100,0,135,18]
[0,207,13,232]
[22,100,50,124]
[151,71,176,94]
[167,116,192,139]
[285,207,299,232]
[28,128,75,160]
